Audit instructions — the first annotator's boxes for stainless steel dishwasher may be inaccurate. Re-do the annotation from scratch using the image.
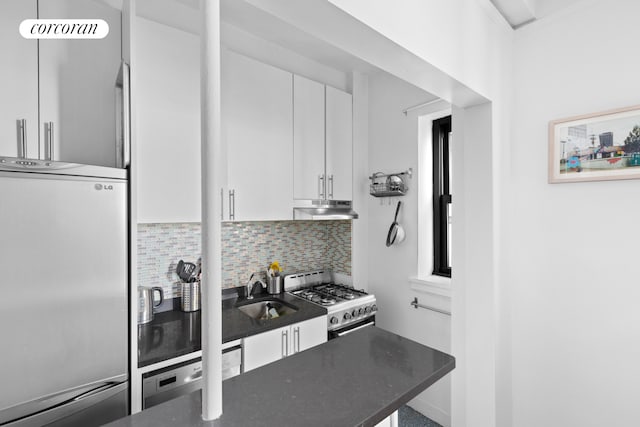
[142,345,242,409]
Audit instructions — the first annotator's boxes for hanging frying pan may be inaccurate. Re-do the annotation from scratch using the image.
[386,201,406,247]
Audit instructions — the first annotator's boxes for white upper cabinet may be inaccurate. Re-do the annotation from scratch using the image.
[293,76,353,201]
[135,27,294,223]
[0,0,121,167]
[325,85,353,201]
[38,0,122,167]
[0,0,40,160]
[293,75,325,200]
[222,50,294,221]
[135,17,201,224]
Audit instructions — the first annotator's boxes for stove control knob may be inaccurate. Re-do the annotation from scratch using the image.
[343,312,352,321]
[371,304,378,312]
[351,310,358,318]
[365,306,372,314]
[358,307,365,316]
[330,316,339,325]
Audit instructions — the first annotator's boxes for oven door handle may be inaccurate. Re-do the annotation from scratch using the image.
[334,321,374,337]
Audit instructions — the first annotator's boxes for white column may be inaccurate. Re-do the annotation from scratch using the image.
[200,0,223,420]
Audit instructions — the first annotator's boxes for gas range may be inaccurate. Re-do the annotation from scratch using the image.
[284,271,377,333]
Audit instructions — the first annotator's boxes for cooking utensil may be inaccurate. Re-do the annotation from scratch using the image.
[176,260,197,282]
[194,259,201,282]
[138,286,164,324]
[386,201,405,247]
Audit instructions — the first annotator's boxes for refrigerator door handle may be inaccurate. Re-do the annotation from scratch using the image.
[1,379,127,427]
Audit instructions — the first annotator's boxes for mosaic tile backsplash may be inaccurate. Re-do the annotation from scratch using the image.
[138,221,352,299]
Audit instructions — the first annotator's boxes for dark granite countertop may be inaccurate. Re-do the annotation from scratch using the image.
[138,292,327,367]
[138,310,202,367]
[114,326,455,427]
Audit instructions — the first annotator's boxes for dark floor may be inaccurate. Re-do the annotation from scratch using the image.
[398,405,443,427]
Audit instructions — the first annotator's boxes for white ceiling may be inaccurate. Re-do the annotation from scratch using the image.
[135,0,384,76]
[489,0,588,28]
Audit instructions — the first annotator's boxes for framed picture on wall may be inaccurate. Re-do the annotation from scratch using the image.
[549,104,640,183]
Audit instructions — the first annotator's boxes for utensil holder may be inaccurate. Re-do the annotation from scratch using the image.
[267,276,283,294]
[181,281,201,312]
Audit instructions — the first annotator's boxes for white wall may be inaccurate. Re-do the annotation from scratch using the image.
[367,71,452,425]
[511,1,640,426]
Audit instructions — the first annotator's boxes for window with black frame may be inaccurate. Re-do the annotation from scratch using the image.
[432,115,452,277]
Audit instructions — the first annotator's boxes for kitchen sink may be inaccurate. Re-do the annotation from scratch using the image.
[236,299,298,320]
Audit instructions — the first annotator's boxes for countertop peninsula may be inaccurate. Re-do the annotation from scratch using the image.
[113,326,455,427]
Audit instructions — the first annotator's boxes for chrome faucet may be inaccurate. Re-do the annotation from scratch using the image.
[246,273,267,300]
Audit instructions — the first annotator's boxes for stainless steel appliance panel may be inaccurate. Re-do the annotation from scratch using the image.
[0,168,128,421]
[5,381,128,427]
[142,347,241,410]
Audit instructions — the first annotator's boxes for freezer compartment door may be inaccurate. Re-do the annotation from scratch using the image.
[1,380,128,427]
[0,172,128,413]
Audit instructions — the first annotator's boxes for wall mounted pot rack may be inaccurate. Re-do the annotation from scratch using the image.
[369,168,412,197]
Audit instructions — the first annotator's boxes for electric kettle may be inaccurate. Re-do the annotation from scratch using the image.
[138,286,164,325]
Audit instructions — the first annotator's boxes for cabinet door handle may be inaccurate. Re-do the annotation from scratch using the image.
[318,174,325,199]
[16,119,27,159]
[293,326,300,353]
[281,330,289,358]
[228,190,235,220]
[220,188,224,220]
[328,175,334,199]
[44,121,54,161]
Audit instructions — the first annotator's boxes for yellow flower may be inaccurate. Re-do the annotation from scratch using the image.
[269,261,282,272]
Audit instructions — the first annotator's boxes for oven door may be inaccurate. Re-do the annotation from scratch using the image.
[328,316,375,340]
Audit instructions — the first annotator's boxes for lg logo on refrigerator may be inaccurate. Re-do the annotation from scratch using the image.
[94,183,114,191]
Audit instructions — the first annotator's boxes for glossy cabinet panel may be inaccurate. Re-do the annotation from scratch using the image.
[223,50,294,221]
[325,85,353,201]
[293,76,353,202]
[0,0,39,159]
[38,0,122,167]
[243,316,327,372]
[293,74,325,200]
[0,0,122,167]
[134,17,201,223]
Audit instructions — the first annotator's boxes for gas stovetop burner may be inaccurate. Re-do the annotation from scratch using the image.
[284,271,378,332]
[291,283,370,307]
[327,288,356,299]
[293,289,338,306]
[314,284,365,300]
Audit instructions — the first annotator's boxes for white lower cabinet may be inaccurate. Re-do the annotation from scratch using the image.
[243,316,327,372]
[374,410,399,427]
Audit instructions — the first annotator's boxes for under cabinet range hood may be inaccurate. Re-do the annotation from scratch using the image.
[293,200,359,220]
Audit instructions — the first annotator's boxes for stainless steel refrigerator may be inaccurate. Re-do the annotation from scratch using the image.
[0,158,128,426]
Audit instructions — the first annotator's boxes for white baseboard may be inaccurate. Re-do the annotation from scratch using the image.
[407,395,450,427]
